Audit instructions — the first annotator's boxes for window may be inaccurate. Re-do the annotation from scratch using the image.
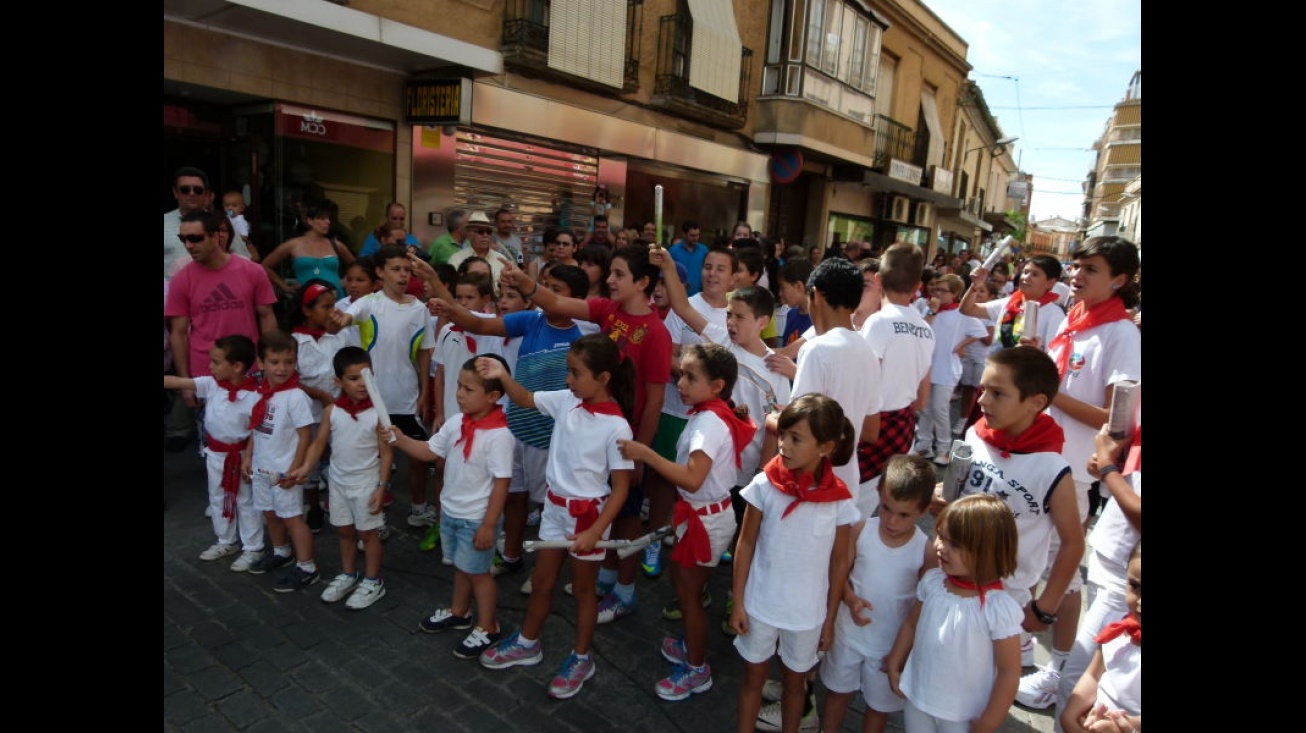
[549,0,627,88]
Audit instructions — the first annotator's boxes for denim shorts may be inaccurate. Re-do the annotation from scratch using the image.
[441,513,499,574]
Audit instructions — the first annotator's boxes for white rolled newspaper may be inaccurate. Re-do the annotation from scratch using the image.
[981,235,1015,272]
[360,367,397,443]
[941,440,973,502]
[522,525,671,557]
[1106,380,1140,439]
[1022,299,1039,342]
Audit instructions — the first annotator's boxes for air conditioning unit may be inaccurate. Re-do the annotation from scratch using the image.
[914,202,935,227]
[888,196,911,223]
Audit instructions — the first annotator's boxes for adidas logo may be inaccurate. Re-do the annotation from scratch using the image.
[200,283,246,313]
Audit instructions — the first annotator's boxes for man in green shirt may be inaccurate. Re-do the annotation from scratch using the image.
[426,209,466,264]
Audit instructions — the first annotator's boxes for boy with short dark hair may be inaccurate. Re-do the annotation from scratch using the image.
[773,258,814,355]
[242,331,319,591]
[821,454,939,733]
[392,355,515,659]
[330,245,437,532]
[288,346,394,609]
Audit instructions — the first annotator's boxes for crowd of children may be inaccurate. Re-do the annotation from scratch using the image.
[166,224,1141,732]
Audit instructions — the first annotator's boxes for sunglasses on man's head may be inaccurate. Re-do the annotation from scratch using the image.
[177,185,206,195]
[177,233,207,243]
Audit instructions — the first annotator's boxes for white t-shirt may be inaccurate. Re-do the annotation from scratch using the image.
[250,388,315,472]
[662,294,728,419]
[344,293,435,415]
[960,433,1073,603]
[335,296,363,349]
[792,327,882,495]
[676,409,741,504]
[193,376,258,445]
[1051,281,1072,308]
[860,302,934,412]
[292,332,349,422]
[1097,618,1142,715]
[927,309,988,387]
[701,323,791,481]
[899,569,1024,723]
[1087,470,1141,592]
[534,390,634,499]
[326,403,383,487]
[738,471,860,630]
[436,312,499,417]
[1046,318,1141,483]
[427,412,515,520]
[981,296,1067,352]
[835,518,929,657]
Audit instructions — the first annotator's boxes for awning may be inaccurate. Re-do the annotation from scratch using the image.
[860,171,961,207]
[983,211,1017,233]
[686,0,743,102]
[937,207,992,233]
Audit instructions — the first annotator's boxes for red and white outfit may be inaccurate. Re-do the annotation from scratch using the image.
[669,399,753,569]
[533,390,634,559]
[249,379,315,519]
[194,376,262,552]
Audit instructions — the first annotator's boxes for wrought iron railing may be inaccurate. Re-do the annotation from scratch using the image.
[653,13,751,127]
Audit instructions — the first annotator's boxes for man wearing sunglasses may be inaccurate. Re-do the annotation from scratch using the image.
[447,211,508,287]
[165,211,279,452]
[166,167,250,283]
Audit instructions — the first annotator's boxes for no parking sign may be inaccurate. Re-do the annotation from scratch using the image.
[769,148,803,184]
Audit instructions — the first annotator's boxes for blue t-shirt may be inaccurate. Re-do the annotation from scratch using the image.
[502,310,583,449]
[781,308,812,347]
[669,241,708,296]
[359,232,421,257]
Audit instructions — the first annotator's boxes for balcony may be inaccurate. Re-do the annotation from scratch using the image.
[871,114,915,170]
[501,0,641,94]
[651,13,751,129]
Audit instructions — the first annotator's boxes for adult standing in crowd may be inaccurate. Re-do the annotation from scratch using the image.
[359,202,422,256]
[427,209,466,265]
[493,208,524,265]
[166,166,250,281]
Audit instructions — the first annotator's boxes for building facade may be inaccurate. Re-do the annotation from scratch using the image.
[1081,70,1141,240]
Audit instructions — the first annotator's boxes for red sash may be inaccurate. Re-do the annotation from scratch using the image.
[669,497,731,566]
[206,436,249,520]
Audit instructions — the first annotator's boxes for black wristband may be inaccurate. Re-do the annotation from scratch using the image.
[1098,463,1120,479]
[1031,600,1058,624]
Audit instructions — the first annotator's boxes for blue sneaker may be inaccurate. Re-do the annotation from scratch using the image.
[641,542,664,579]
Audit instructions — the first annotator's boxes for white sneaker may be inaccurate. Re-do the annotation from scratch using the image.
[442,554,454,566]
[761,679,784,703]
[345,579,386,610]
[407,505,439,528]
[321,573,360,603]
[526,507,541,527]
[229,550,262,573]
[199,543,240,561]
[204,505,213,518]
[755,698,819,732]
[1015,663,1060,709]
[520,577,533,595]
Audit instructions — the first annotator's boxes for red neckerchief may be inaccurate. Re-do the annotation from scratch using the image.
[451,325,477,354]
[1095,614,1141,645]
[670,499,720,566]
[576,400,625,418]
[947,574,1004,607]
[205,436,248,519]
[456,405,507,459]
[1048,298,1131,377]
[292,325,326,341]
[1001,290,1059,325]
[763,454,852,520]
[248,374,301,429]
[216,377,255,402]
[937,302,960,312]
[973,413,1065,458]
[688,398,756,469]
[334,394,374,421]
[1123,428,1141,475]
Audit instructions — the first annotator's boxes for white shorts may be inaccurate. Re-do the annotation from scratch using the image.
[1040,478,1089,595]
[252,469,303,519]
[959,357,985,387]
[733,613,822,673]
[540,492,611,561]
[671,497,736,568]
[819,640,903,713]
[510,440,549,501]
[328,477,385,532]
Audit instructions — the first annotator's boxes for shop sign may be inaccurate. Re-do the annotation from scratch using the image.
[405,79,471,125]
[888,158,923,185]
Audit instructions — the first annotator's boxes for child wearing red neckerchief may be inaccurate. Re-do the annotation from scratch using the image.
[728,394,859,733]
[388,354,515,659]
[932,346,1085,700]
[1024,236,1141,710]
[617,343,755,703]
[163,334,262,571]
[473,335,636,700]
[286,347,393,610]
[886,493,1023,733]
[1061,542,1141,733]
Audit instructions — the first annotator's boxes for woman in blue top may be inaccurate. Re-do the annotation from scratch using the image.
[262,203,355,298]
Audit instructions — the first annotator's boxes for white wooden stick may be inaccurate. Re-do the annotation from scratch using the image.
[522,525,671,556]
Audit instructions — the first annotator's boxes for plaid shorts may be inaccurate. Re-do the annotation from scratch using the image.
[856,406,916,483]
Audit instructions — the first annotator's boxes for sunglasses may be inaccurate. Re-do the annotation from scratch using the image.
[471,227,493,235]
[177,233,207,243]
[177,185,206,195]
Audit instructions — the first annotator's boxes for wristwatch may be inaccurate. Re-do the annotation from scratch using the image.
[1030,600,1058,625]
